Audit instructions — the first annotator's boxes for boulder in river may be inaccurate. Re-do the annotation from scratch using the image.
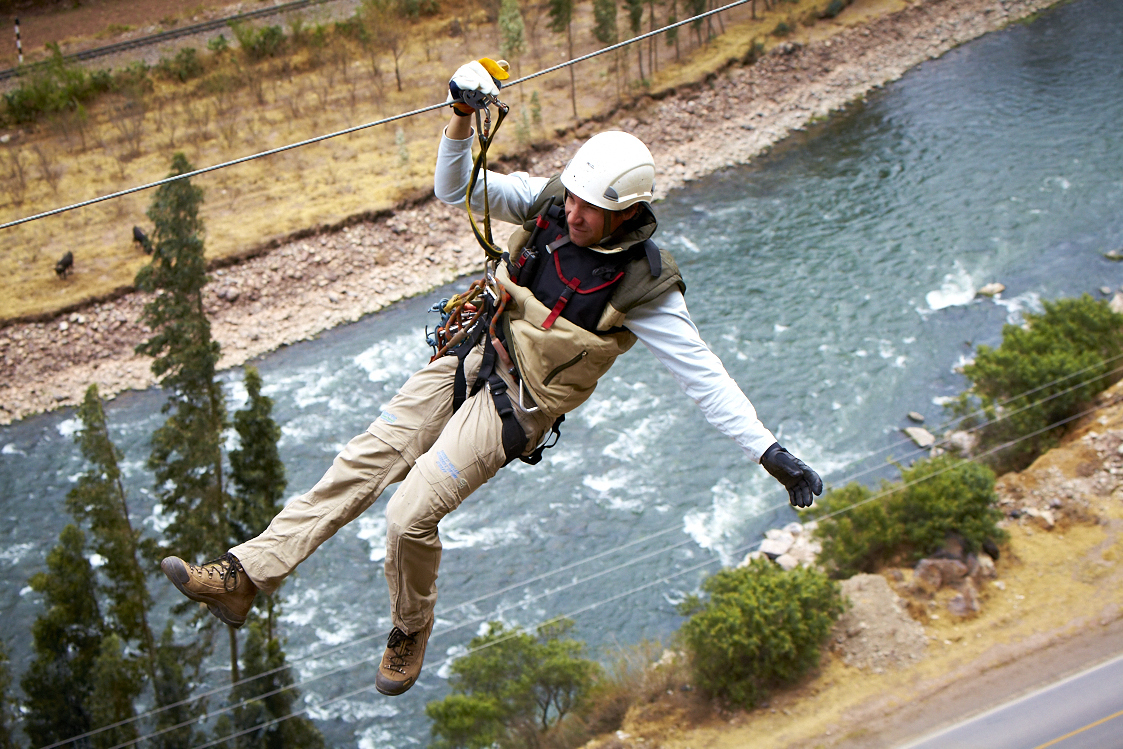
[903,426,936,448]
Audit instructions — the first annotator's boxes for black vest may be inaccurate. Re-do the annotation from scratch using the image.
[507,198,656,333]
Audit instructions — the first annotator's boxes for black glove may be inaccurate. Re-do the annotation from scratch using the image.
[760,442,823,509]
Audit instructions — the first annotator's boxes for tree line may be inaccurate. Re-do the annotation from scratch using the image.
[0,154,323,748]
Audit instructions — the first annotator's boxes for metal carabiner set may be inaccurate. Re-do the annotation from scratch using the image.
[426,65,511,364]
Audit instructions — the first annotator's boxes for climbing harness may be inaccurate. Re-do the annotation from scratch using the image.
[426,61,563,466]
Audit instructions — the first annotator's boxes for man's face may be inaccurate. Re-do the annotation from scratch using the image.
[565,193,630,248]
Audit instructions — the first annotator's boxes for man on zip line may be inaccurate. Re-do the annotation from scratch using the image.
[161,58,822,697]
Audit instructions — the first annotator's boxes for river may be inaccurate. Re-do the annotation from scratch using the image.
[1,0,1121,744]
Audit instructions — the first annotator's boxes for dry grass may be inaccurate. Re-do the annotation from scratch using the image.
[0,0,848,324]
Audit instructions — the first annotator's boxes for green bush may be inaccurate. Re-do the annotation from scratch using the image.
[426,620,599,749]
[806,482,898,578]
[230,22,287,60]
[2,46,113,125]
[771,20,792,37]
[821,0,847,18]
[156,47,204,83]
[677,560,843,708]
[896,455,1006,555]
[955,294,1123,473]
[810,455,1007,577]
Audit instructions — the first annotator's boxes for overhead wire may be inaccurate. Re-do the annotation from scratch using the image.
[49,353,1123,749]
[177,391,1123,749]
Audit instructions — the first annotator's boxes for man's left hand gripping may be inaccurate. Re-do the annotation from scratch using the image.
[760,443,823,509]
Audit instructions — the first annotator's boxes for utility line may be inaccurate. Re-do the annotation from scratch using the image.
[189,394,1119,747]
[45,353,1123,748]
[85,384,1122,749]
[0,0,754,233]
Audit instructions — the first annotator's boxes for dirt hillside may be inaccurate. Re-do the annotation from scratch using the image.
[591,381,1123,748]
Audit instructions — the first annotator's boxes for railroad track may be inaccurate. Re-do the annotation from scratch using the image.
[0,0,332,82]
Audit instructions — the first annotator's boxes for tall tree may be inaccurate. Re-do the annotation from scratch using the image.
[0,639,16,749]
[153,622,204,749]
[498,0,527,104]
[136,152,241,685]
[67,384,160,685]
[88,634,143,749]
[213,620,325,749]
[229,366,287,639]
[547,0,578,118]
[135,152,229,566]
[21,525,103,748]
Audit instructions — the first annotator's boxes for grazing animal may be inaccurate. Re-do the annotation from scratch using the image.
[55,251,73,278]
[133,225,152,253]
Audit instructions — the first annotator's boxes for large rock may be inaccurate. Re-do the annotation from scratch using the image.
[947,579,981,618]
[903,427,936,448]
[760,528,795,557]
[833,574,928,673]
[913,558,968,594]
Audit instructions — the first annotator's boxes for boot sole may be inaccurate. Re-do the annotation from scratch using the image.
[375,673,415,696]
[161,558,248,629]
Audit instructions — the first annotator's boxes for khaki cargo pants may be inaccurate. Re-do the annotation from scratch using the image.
[231,342,556,634]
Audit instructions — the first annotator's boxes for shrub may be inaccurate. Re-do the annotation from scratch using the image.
[2,46,113,125]
[156,47,204,83]
[677,560,843,708]
[821,0,847,18]
[955,294,1123,473]
[806,482,899,578]
[426,619,599,749]
[896,455,1006,556]
[771,20,792,37]
[810,456,1007,577]
[230,22,287,60]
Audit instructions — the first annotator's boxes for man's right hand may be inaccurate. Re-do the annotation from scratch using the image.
[447,60,506,113]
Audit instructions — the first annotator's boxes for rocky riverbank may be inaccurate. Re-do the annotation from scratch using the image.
[0,0,1059,425]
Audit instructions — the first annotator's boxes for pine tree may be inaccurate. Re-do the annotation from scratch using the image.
[153,622,203,749]
[88,634,143,749]
[624,0,645,81]
[229,366,287,639]
[21,524,103,747]
[592,0,620,101]
[215,620,325,749]
[499,0,527,79]
[135,152,229,566]
[0,639,17,749]
[67,384,160,685]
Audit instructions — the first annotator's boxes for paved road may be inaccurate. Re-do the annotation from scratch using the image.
[901,653,1123,749]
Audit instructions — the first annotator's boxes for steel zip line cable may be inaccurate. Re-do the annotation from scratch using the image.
[43,355,1123,748]
[0,0,753,233]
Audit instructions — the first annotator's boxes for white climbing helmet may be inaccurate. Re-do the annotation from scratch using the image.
[561,131,656,211]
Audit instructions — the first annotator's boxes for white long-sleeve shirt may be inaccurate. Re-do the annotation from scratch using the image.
[434,132,777,463]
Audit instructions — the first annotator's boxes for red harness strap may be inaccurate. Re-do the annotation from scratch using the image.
[541,251,624,330]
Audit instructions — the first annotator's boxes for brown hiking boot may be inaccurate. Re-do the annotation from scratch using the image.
[375,619,433,696]
[160,552,257,628]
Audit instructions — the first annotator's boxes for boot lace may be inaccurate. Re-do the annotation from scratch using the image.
[190,552,244,592]
[384,627,417,673]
